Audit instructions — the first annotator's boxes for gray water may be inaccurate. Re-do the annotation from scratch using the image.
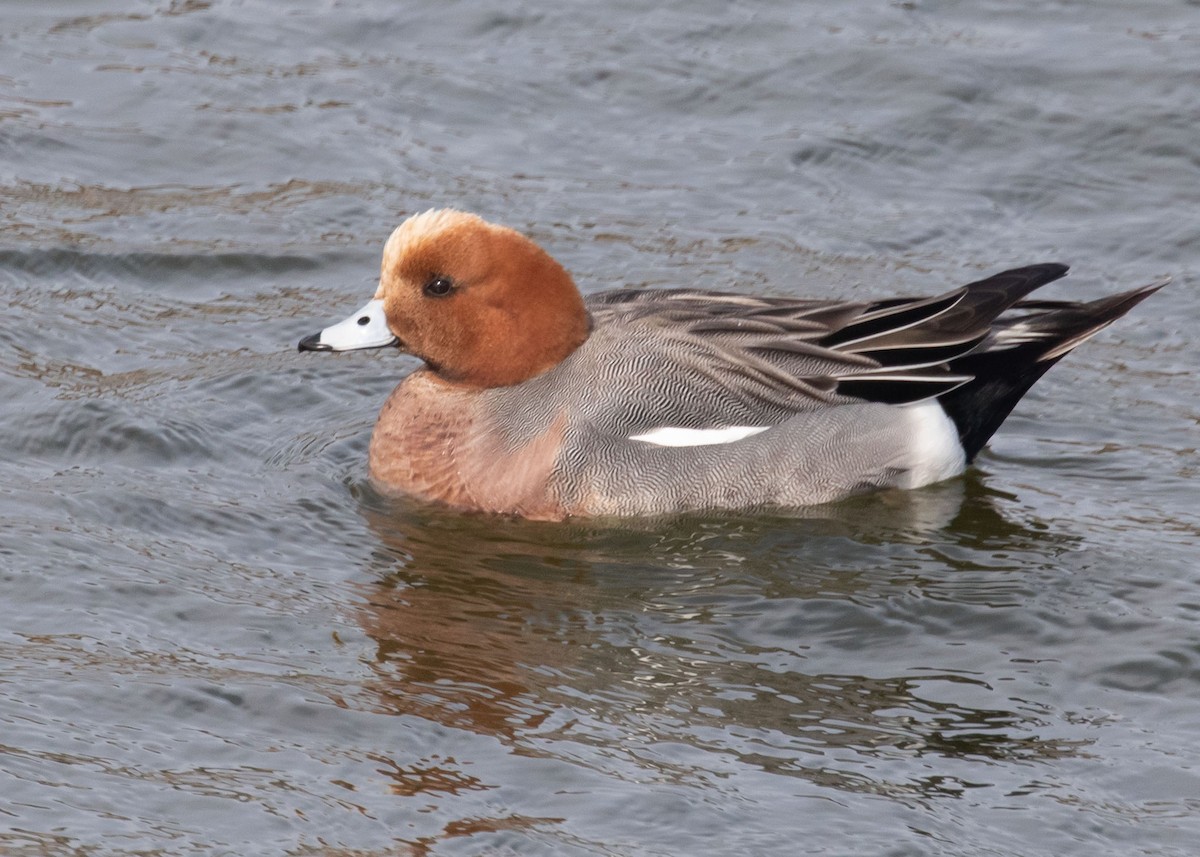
[2,2,1198,855]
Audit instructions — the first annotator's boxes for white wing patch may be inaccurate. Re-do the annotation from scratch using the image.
[628,425,771,447]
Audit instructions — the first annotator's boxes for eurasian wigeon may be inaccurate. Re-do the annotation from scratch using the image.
[298,209,1164,520]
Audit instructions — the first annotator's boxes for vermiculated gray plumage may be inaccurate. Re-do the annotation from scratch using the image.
[477,264,1165,514]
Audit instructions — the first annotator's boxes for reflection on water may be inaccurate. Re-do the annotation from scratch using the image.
[350,479,1086,806]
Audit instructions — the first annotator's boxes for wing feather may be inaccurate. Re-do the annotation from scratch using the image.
[581,264,1072,424]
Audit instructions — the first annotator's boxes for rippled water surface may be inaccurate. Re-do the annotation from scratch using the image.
[2,2,1198,855]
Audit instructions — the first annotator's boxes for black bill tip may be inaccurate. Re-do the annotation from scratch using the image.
[297,332,332,353]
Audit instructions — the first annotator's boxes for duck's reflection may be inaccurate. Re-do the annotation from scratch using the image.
[349,474,1083,801]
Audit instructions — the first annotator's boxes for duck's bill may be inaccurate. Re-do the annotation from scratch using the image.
[298,299,400,352]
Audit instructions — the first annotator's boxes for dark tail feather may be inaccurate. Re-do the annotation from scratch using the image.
[938,277,1168,461]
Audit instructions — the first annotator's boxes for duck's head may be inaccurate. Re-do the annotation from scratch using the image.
[298,209,591,388]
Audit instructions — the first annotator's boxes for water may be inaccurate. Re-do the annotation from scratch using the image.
[2,1,1198,854]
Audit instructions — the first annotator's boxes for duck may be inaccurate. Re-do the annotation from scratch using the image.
[298,209,1164,520]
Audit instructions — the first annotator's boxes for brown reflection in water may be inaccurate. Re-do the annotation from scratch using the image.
[367,752,492,798]
[297,814,565,857]
[349,478,1087,805]
[353,496,597,740]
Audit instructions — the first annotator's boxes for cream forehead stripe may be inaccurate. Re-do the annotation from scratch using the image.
[380,209,485,273]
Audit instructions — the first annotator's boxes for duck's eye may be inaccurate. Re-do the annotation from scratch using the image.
[423,276,454,298]
[356,316,370,326]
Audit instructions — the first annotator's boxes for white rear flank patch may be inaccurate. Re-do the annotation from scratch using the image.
[629,425,770,447]
[901,401,966,488]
